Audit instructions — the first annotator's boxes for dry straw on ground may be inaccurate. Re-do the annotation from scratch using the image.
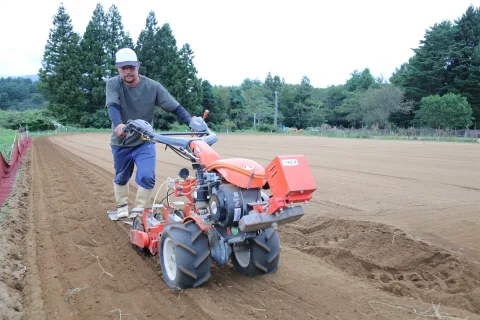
[369,301,469,320]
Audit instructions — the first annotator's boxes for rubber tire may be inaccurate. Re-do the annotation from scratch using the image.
[159,220,211,289]
[231,228,280,277]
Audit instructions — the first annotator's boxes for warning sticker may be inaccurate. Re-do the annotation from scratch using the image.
[233,208,241,221]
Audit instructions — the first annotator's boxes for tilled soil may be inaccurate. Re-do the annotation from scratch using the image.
[282,216,480,313]
[1,133,480,320]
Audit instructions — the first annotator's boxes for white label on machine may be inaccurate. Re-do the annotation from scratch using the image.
[233,208,241,221]
[282,159,299,166]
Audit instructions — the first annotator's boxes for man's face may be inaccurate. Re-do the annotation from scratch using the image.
[117,65,139,84]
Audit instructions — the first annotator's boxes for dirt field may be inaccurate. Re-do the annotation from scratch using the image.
[1,132,480,320]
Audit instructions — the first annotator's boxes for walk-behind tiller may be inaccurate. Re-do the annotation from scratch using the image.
[124,111,316,289]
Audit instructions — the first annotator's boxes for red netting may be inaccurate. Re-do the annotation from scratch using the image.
[0,133,32,207]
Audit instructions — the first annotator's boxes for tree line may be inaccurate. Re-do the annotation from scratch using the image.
[0,77,47,111]
[3,4,480,131]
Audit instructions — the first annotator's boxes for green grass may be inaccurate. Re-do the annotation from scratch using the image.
[28,126,111,136]
[0,129,17,162]
[301,130,479,143]
[213,128,479,143]
[5,123,479,148]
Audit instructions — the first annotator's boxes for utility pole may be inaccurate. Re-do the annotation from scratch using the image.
[274,91,278,128]
[254,113,256,127]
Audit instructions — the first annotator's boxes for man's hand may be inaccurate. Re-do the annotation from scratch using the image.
[114,123,126,137]
[189,116,208,132]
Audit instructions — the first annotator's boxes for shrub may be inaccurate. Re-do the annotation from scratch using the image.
[256,124,279,132]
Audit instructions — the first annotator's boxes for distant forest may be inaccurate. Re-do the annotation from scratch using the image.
[2,4,480,131]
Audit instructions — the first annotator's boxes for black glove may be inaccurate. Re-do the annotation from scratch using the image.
[189,117,208,132]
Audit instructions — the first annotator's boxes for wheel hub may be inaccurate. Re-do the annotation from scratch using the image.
[233,245,250,268]
[163,237,177,280]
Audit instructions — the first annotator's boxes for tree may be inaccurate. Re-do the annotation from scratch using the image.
[80,3,109,107]
[323,85,349,126]
[0,93,8,110]
[177,43,203,114]
[280,76,325,129]
[407,21,457,101]
[0,77,47,111]
[388,19,460,127]
[154,23,181,93]
[0,109,56,131]
[346,85,413,128]
[136,11,159,78]
[105,5,134,78]
[213,86,232,120]
[450,6,480,125]
[278,84,296,126]
[454,45,480,124]
[264,72,284,96]
[241,78,262,91]
[344,68,378,92]
[201,80,225,124]
[450,6,480,86]
[229,88,247,128]
[413,93,474,128]
[243,87,272,126]
[38,4,84,111]
[389,63,409,88]
[391,6,480,126]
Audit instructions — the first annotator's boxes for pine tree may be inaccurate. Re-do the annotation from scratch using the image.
[388,19,457,126]
[461,46,480,125]
[201,80,224,124]
[177,43,202,114]
[389,63,409,87]
[38,4,83,108]
[105,4,134,78]
[154,23,181,90]
[80,3,108,107]
[264,72,284,95]
[229,88,247,128]
[285,76,325,129]
[344,68,378,92]
[136,11,159,78]
[450,6,480,125]
[450,6,480,86]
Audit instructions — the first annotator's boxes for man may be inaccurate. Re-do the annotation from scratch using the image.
[105,47,206,219]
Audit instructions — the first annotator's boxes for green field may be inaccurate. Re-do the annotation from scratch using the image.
[0,129,17,162]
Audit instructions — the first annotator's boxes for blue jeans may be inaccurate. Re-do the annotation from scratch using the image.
[111,142,156,189]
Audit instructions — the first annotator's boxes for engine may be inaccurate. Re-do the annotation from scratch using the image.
[204,182,268,266]
[188,168,268,228]
[208,184,265,228]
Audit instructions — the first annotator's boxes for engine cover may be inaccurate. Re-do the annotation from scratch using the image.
[209,184,261,227]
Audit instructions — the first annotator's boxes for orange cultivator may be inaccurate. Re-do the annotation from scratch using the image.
[124,111,316,289]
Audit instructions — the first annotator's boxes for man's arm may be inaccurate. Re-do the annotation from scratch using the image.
[155,81,206,131]
[155,82,192,125]
[172,105,192,126]
[107,103,122,127]
[105,79,125,136]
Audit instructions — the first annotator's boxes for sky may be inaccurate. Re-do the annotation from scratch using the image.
[0,0,479,88]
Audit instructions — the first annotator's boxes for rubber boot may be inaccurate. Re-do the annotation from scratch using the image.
[114,183,129,218]
[135,185,154,210]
